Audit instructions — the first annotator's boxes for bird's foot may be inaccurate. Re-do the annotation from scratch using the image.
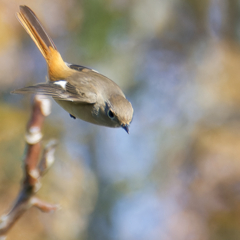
[70,114,76,119]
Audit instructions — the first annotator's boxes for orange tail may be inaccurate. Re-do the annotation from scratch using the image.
[17,5,74,81]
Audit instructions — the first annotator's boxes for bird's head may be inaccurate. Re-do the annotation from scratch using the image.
[105,94,133,133]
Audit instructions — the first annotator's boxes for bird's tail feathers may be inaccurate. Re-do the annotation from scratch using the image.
[17,5,74,81]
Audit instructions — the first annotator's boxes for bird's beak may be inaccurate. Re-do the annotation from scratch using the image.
[122,124,130,134]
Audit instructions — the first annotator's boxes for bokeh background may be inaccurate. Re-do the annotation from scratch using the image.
[1,0,240,239]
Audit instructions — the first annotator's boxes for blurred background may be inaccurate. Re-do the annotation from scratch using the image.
[1,0,240,239]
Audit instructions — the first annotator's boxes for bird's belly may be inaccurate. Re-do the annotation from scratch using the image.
[55,99,98,125]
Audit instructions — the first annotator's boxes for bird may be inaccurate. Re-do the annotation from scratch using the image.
[12,5,133,133]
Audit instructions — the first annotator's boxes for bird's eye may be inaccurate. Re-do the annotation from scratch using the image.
[107,110,115,119]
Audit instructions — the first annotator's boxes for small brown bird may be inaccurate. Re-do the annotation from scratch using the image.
[12,5,133,133]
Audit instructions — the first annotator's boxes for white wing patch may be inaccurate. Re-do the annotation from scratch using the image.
[91,69,99,73]
[54,80,67,90]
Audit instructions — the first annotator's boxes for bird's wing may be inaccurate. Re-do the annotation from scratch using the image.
[11,81,97,104]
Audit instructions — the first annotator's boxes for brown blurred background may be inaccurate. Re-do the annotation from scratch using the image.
[1,0,240,239]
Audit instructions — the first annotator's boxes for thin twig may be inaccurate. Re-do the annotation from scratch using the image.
[0,95,59,238]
